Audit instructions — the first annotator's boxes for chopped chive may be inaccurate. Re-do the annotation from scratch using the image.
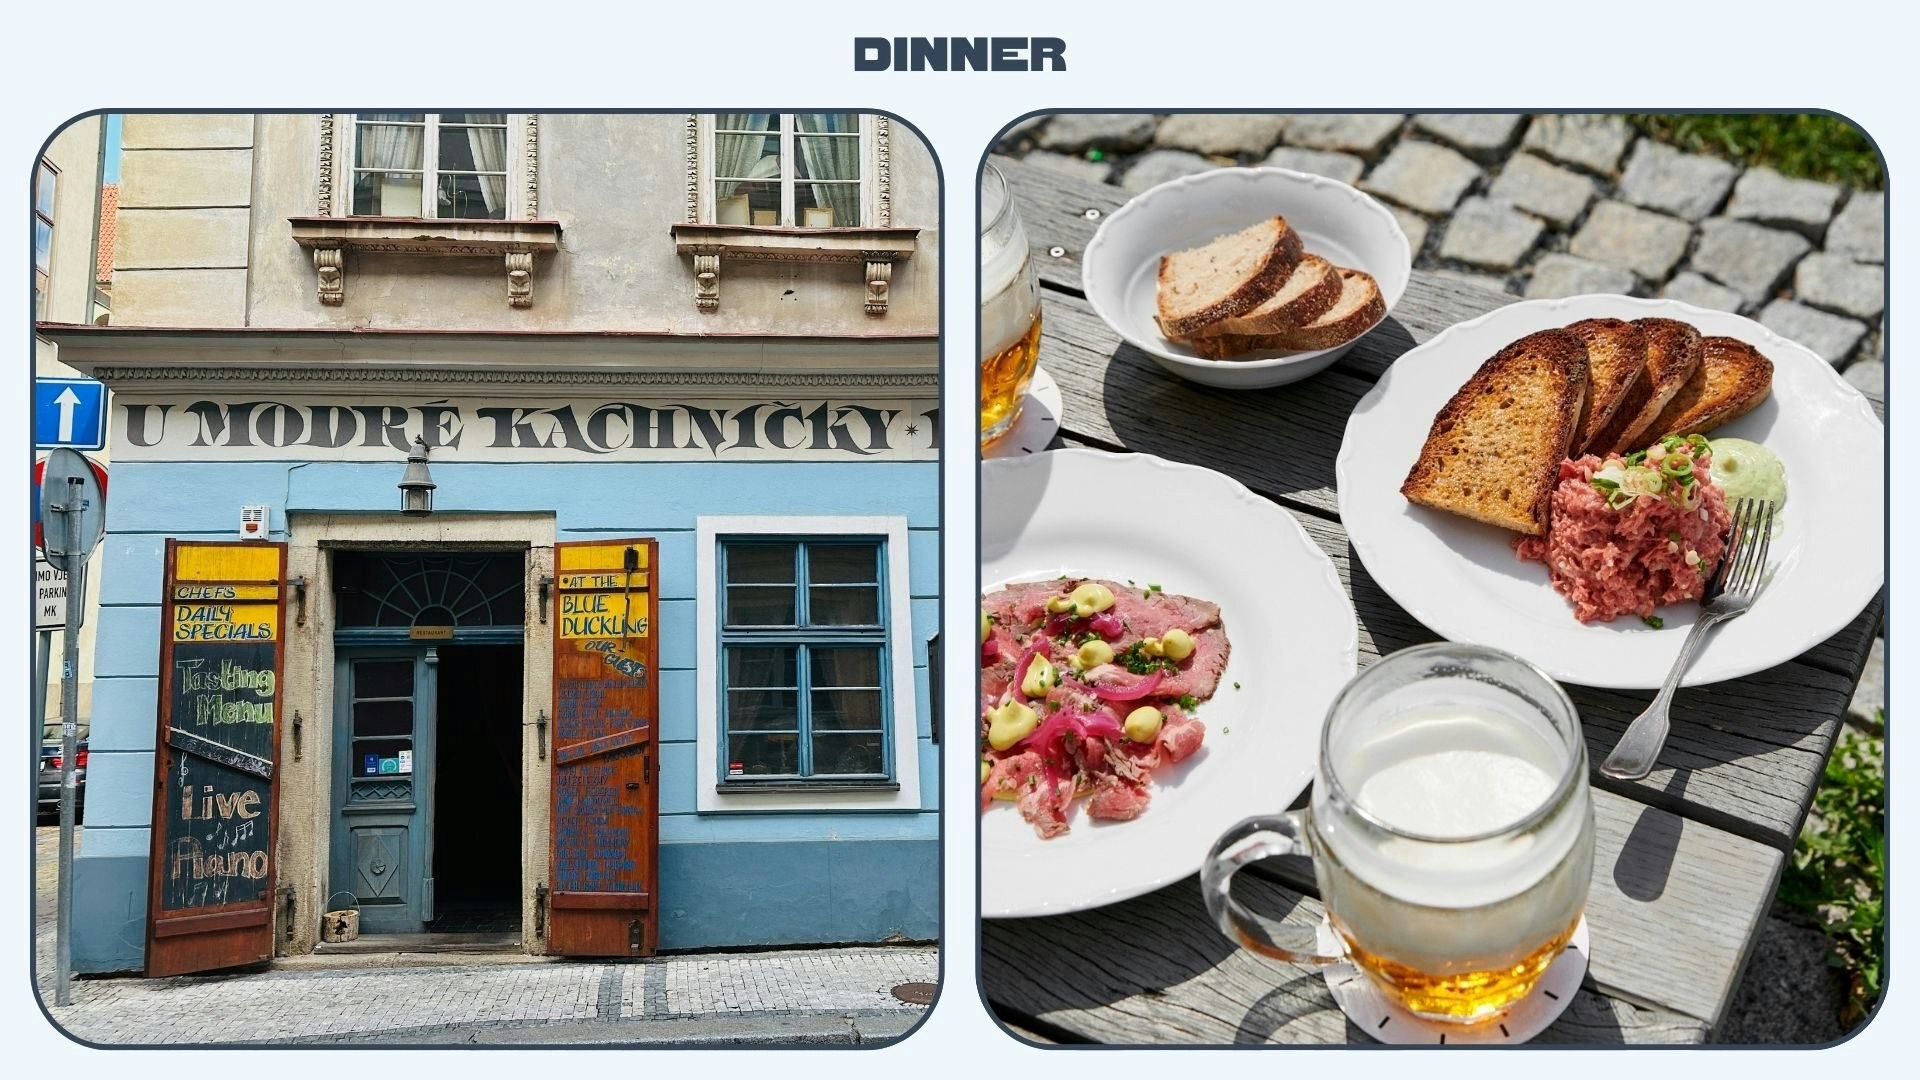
[1642,615,1664,629]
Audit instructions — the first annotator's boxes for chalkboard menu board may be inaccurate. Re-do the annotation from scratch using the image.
[145,541,286,977]
[549,539,659,957]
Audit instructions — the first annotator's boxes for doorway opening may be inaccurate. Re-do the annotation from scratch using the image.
[429,644,524,933]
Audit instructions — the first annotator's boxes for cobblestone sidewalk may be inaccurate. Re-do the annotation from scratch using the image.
[31,829,934,1047]
[40,944,936,1046]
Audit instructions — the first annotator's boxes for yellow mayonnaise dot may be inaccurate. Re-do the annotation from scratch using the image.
[1068,581,1116,616]
[1075,639,1115,671]
[1021,655,1058,699]
[980,608,992,644]
[987,700,1039,751]
[1044,595,1075,614]
[1124,706,1164,744]
[1159,628,1196,661]
[1140,637,1165,658]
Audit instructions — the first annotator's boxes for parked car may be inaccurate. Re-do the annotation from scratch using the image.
[38,740,86,821]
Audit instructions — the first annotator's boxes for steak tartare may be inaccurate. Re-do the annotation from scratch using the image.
[1516,434,1733,624]
[979,577,1223,838]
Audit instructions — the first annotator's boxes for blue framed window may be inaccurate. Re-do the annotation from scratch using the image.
[718,537,891,784]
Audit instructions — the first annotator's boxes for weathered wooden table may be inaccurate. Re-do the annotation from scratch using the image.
[980,154,1884,1046]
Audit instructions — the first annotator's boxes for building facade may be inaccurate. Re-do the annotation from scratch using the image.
[33,114,109,749]
[41,112,941,974]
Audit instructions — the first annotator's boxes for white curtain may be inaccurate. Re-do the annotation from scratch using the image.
[712,113,772,199]
[358,116,423,174]
[795,114,861,226]
[463,113,508,216]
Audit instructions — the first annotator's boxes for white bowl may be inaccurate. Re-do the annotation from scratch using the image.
[1081,166,1412,390]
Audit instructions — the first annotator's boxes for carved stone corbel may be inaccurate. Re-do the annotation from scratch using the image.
[505,251,534,307]
[864,255,894,316]
[693,252,721,312]
[313,247,344,305]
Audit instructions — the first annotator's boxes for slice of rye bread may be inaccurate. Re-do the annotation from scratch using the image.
[1566,318,1647,453]
[1182,267,1385,360]
[1190,254,1341,338]
[1586,317,1703,455]
[1400,328,1590,536]
[1643,336,1774,439]
[1155,216,1304,338]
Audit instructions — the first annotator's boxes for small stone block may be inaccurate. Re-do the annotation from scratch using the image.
[1617,139,1739,221]
[1119,150,1215,193]
[1757,298,1867,366]
[1521,115,1633,175]
[1360,140,1483,216]
[1438,198,1545,271]
[1486,154,1596,228]
[1568,200,1694,282]
[1687,218,1813,305]
[1154,114,1291,157]
[1262,146,1364,186]
[1524,254,1637,300]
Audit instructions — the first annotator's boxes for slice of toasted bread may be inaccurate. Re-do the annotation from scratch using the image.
[1155,216,1304,338]
[1586,317,1703,455]
[1190,254,1341,338]
[1400,328,1589,536]
[1566,318,1646,453]
[1643,336,1774,439]
[1182,266,1385,360]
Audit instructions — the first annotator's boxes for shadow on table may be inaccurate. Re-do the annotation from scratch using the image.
[1093,337,1356,507]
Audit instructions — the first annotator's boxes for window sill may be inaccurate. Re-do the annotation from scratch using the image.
[716,781,900,795]
[288,216,563,308]
[669,223,919,316]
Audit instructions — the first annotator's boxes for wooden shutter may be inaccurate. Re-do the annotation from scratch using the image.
[145,540,287,977]
[548,539,660,956]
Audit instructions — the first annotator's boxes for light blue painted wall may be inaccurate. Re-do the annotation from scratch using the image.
[75,459,941,965]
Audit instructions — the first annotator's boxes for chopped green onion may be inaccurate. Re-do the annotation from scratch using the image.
[1642,615,1664,629]
[1663,456,1694,478]
[1233,681,1241,690]
[1668,531,1684,543]
[1591,477,1620,492]
[1177,694,1199,710]
[1624,450,1648,466]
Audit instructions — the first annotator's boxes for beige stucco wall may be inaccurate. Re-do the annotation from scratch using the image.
[112,114,255,326]
[277,513,555,956]
[35,114,105,735]
[105,112,941,336]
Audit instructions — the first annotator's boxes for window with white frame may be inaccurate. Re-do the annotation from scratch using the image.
[344,113,517,219]
[707,113,868,228]
[34,160,57,318]
[719,537,890,782]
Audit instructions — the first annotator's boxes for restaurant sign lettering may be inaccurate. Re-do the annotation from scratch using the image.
[113,395,940,462]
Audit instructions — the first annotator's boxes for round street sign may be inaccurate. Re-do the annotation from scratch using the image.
[38,449,107,574]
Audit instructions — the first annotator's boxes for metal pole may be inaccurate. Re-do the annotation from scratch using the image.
[54,476,86,1007]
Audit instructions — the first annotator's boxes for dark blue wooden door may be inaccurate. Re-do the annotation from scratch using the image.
[331,649,436,933]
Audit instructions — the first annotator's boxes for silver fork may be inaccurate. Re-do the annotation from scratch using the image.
[1599,497,1777,781]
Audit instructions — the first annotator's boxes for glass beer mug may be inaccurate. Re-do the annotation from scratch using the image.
[1202,643,1595,1024]
[979,162,1043,446]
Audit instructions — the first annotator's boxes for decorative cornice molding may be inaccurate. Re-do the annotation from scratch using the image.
[523,114,540,217]
[86,366,941,390]
[875,116,892,228]
[684,113,700,224]
[316,114,336,216]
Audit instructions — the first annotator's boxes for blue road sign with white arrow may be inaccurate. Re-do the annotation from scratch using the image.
[34,378,107,451]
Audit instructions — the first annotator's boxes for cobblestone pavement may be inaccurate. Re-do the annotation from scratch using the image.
[999,113,1886,1041]
[34,830,935,1046]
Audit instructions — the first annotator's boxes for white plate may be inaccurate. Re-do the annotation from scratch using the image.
[1080,166,1412,390]
[1337,295,1885,690]
[981,449,1359,917]
[981,366,1063,459]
